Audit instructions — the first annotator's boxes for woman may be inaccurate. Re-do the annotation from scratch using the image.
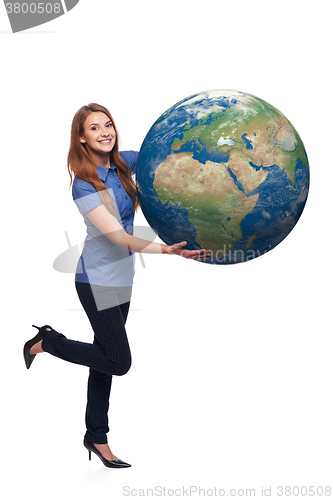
[23,103,209,469]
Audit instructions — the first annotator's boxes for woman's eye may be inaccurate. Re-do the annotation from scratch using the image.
[107,123,113,128]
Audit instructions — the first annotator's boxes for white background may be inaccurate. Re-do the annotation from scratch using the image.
[1,1,332,498]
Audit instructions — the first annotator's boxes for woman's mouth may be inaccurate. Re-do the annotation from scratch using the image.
[99,139,112,144]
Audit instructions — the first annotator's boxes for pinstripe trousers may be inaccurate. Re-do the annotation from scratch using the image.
[42,281,132,444]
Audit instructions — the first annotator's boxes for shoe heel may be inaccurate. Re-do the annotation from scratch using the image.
[24,325,51,370]
[88,450,91,461]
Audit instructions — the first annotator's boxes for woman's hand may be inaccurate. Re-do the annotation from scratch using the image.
[166,241,211,261]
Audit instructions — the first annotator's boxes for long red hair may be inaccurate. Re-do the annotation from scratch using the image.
[67,103,138,214]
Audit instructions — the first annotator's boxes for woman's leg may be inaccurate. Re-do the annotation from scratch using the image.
[34,282,132,454]
[84,300,131,444]
[41,283,132,377]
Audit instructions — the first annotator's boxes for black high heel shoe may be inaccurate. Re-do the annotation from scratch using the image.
[83,438,131,468]
[23,325,52,369]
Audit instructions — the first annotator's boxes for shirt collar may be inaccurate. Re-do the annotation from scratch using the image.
[96,164,114,182]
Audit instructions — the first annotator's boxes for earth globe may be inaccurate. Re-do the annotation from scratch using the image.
[136,90,309,264]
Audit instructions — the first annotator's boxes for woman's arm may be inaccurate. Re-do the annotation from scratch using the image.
[86,205,209,260]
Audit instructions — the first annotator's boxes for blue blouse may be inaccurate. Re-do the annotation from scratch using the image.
[72,151,138,287]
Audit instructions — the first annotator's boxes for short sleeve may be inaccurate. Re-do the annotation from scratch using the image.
[72,178,103,215]
[120,150,139,175]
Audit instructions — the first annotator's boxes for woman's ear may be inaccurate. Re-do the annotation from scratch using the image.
[80,136,86,143]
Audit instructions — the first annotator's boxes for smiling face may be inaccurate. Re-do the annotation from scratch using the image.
[80,111,116,164]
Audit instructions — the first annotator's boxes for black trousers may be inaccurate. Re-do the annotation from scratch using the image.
[42,281,132,444]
